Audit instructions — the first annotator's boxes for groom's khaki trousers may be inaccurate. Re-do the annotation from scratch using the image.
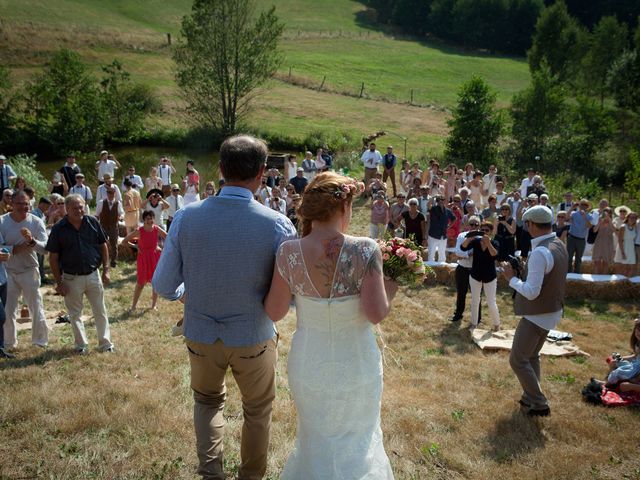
[186,337,278,480]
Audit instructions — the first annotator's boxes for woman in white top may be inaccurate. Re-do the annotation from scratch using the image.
[183,160,200,205]
[145,166,163,193]
[614,211,638,277]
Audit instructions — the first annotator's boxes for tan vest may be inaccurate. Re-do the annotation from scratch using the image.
[514,236,568,316]
[99,199,119,230]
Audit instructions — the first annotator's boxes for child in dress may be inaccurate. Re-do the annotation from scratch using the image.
[123,210,167,312]
[597,318,640,392]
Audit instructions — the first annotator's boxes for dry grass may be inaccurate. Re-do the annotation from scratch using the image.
[1,204,639,479]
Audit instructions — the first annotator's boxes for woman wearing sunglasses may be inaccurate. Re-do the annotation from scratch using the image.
[460,218,501,331]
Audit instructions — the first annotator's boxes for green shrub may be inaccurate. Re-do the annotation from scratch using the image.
[10,154,49,199]
[544,172,602,203]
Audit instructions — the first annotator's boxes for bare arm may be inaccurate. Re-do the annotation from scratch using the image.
[360,248,396,324]
[122,229,140,245]
[264,266,292,322]
[49,252,68,296]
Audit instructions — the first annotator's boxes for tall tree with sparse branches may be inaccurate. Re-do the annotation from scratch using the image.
[173,0,284,135]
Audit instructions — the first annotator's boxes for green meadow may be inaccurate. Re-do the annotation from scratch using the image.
[0,0,531,156]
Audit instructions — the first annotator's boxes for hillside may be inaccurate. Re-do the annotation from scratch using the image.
[0,0,531,155]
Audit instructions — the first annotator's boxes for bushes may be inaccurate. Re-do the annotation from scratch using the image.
[8,49,160,155]
[10,154,49,198]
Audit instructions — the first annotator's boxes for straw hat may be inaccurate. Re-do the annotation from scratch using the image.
[614,205,630,217]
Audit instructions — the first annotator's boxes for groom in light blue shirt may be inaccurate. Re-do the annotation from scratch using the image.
[153,135,296,480]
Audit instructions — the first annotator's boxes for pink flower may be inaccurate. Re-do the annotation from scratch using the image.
[382,253,390,261]
[396,247,407,258]
[407,251,418,262]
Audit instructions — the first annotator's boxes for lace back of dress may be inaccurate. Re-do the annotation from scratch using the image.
[276,236,377,299]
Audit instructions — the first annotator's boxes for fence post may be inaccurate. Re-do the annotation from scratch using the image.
[410,89,414,104]
[359,82,365,98]
[166,33,171,45]
[319,75,326,90]
[288,66,292,80]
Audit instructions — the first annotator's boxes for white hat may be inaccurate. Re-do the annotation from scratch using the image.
[0,155,5,160]
[100,150,108,155]
[527,193,538,200]
[522,205,553,224]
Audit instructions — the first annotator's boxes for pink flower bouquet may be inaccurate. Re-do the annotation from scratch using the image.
[376,237,429,287]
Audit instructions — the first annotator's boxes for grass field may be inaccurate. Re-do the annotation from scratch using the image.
[0,201,639,480]
[0,0,530,157]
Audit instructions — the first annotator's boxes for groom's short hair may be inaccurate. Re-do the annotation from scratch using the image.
[219,135,268,182]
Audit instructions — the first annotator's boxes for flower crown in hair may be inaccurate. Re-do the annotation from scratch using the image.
[333,179,365,199]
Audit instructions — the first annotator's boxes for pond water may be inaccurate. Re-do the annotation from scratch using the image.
[36,146,222,188]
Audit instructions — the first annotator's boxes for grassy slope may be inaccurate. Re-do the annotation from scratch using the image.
[0,0,530,157]
[0,203,638,480]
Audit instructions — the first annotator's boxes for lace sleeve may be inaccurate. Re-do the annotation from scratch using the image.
[331,236,380,298]
[276,240,313,297]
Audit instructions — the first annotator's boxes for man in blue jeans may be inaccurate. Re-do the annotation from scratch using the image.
[567,199,593,273]
[0,233,14,358]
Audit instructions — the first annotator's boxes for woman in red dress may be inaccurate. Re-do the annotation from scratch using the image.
[123,210,167,312]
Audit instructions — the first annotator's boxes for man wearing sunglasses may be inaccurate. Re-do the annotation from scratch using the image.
[501,205,568,417]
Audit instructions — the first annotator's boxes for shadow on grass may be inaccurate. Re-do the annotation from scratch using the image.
[0,347,76,371]
[435,318,476,355]
[482,410,547,463]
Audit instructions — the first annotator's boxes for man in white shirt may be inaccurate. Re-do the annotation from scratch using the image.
[501,205,568,417]
[451,216,482,323]
[95,150,121,184]
[121,166,144,191]
[158,157,176,197]
[361,143,383,191]
[95,174,123,204]
[519,168,536,199]
[69,173,93,214]
[165,184,184,231]
[0,190,49,349]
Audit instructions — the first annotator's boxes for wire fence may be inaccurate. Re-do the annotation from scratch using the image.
[274,70,450,113]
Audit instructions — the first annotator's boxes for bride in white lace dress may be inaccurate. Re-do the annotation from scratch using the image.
[265,172,397,479]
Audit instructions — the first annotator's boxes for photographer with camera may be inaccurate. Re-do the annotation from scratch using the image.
[501,205,568,417]
[493,203,516,261]
[460,219,500,331]
[142,189,170,228]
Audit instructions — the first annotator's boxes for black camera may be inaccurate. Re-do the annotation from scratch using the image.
[498,215,505,221]
[466,230,484,238]
[507,254,522,280]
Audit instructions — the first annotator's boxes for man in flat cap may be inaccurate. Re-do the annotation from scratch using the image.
[501,205,568,417]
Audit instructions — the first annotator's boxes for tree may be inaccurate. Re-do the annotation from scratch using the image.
[0,65,17,150]
[23,49,104,153]
[173,0,284,135]
[444,76,503,168]
[582,16,629,105]
[100,60,158,142]
[608,50,640,114]
[528,1,588,83]
[510,66,566,170]
[625,148,640,201]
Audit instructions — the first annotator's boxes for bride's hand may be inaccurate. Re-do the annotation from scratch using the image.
[383,277,399,302]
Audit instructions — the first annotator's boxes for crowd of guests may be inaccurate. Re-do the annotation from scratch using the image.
[0,144,637,356]
[359,145,638,278]
[358,143,638,330]
[0,151,223,358]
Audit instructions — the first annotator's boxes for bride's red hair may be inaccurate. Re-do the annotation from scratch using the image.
[297,172,362,237]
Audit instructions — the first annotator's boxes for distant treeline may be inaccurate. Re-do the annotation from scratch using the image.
[366,0,639,55]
